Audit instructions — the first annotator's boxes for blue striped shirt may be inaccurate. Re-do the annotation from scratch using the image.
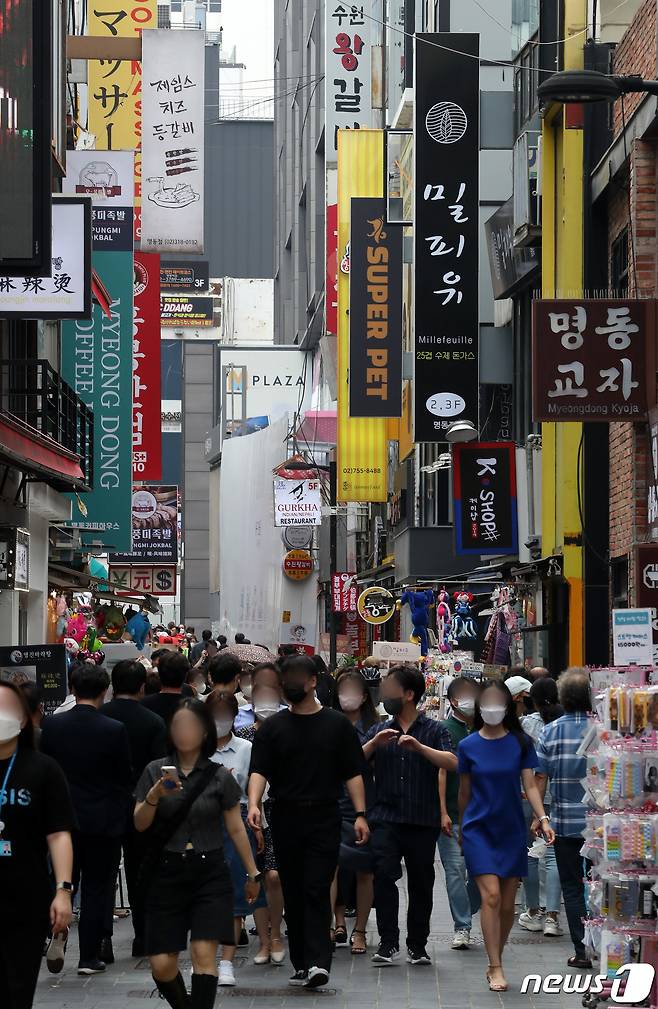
[364,714,454,828]
[535,712,589,837]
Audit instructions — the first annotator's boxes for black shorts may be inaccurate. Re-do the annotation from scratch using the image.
[144,850,234,955]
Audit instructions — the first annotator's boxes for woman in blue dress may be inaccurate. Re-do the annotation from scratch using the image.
[458,681,554,993]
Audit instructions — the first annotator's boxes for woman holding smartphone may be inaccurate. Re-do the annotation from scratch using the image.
[135,698,262,1009]
[457,681,555,994]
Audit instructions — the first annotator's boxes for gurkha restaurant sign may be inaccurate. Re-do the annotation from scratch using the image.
[532,299,657,422]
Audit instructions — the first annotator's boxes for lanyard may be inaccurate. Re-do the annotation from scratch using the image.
[0,751,17,837]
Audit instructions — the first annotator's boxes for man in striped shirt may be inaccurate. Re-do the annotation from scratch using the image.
[534,668,591,968]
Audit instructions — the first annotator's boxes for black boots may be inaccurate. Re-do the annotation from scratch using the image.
[191,973,218,1009]
[155,972,192,1009]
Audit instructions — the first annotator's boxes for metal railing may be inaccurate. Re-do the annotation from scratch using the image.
[0,360,94,488]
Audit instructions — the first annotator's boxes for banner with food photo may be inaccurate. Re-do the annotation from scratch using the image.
[109,485,179,564]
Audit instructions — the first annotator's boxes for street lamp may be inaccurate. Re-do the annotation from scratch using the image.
[445,419,479,444]
[538,70,658,105]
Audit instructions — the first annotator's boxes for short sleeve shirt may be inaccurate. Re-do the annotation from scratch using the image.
[210,734,252,803]
[136,756,242,852]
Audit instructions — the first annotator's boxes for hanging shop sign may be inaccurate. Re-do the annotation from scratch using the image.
[133,253,162,480]
[413,33,480,443]
[110,485,179,564]
[357,586,395,625]
[0,527,29,591]
[61,251,134,553]
[325,0,374,163]
[282,526,314,550]
[349,197,403,418]
[635,544,658,664]
[279,613,316,655]
[160,259,209,292]
[532,299,658,422]
[332,572,358,613]
[453,442,518,556]
[62,151,135,252]
[87,1,157,243]
[141,29,205,254]
[649,408,658,538]
[274,478,322,527]
[612,608,654,667]
[0,198,92,319]
[484,197,539,300]
[372,640,421,662]
[0,645,66,714]
[109,564,177,596]
[283,550,314,581]
[161,295,215,328]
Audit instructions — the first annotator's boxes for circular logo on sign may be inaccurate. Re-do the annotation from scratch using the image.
[282,526,314,550]
[134,259,149,297]
[425,392,466,418]
[425,102,468,144]
[283,550,314,582]
[357,587,395,626]
[132,489,158,521]
[9,649,23,665]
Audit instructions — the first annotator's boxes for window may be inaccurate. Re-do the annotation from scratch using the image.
[514,41,539,133]
[157,5,171,27]
[611,228,629,296]
[170,0,182,11]
[512,0,539,56]
[208,0,221,10]
[611,555,629,609]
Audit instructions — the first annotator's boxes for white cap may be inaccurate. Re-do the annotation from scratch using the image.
[505,675,532,698]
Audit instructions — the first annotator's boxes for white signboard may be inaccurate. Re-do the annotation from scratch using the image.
[612,608,654,667]
[141,30,205,254]
[325,1,374,163]
[0,198,92,319]
[62,151,134,251]
[221,347,311,441]
[373,640,422,663]
[274,478,322,527]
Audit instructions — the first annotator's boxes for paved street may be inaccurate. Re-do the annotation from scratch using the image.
[35,870,584,1009]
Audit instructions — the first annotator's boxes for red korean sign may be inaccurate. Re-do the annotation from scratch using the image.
[283,550,314,581]
[532,299,657,422]
[332,572,357,612]
[133,253,162,479]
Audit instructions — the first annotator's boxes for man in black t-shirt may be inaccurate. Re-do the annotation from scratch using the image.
[141,652,191,724]
[248,655,369,991]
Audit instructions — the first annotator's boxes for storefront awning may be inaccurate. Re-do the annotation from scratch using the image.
[0,413,86,490]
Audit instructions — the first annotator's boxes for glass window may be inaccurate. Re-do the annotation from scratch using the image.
[170,0,182,11]
[512,0,539,56]
[209,1,221,10]
[611,228,629,296]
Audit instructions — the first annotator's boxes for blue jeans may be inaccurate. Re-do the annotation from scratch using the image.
[522,801,561,913]
[437,829,481,932]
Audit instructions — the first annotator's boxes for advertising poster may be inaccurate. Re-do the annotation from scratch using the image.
[133,253,162,480]
[161,260,209,291]
[141,29,205,254]
[161,295,215,328]
[414,33,480,442]
[612,609,654,667]
[62,151,135,251]
[0,645,67,714]
[110,485,179,563]
[453,442,518,555]
[61,251,134,552]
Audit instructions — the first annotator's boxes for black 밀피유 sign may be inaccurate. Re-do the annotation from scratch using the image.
[349,197,403,417]
[414,33,480,442]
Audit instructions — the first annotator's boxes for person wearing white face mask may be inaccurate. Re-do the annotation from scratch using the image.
[457,681,555,993]
[0,681,75,1008]
[234,663,287,730]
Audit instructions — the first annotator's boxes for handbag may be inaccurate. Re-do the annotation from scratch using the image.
[136,763,218,899]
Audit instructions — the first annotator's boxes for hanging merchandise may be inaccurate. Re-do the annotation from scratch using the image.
[398,588,434,656]
[450,591,477,640]
[96,604,127,642]
[482,586,519,666]
[66,612,88,645]
[436,589,453,654]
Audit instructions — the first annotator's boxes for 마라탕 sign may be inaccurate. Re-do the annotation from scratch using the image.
[274,478,322,527]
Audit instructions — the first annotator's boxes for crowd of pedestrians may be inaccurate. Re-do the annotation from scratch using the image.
[0,636,594,1008]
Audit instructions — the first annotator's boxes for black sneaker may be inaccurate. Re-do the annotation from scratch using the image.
[407,947,431,965]
[78,960,107,975]
[99,938,114,964]
[288,970,308,986]
[237,927,249,947]
[46,929,69,974]
[371,943,400,965]
[305,967,329,989]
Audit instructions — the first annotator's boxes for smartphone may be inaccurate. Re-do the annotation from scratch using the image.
[161,766,181,790]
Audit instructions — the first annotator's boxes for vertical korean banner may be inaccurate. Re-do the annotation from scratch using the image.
[337,130,388,502]
[141,30,205,254]
[133,253,162,480]
[325,0,374,164]
[414,33,480,442]
[61,252,134,552]
[87,2,157,243]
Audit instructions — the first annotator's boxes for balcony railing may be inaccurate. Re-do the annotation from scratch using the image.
[0,360,94,489]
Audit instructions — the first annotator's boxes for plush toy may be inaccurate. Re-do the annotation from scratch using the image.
[97,604,126,642]
[436,589,453,653]
[126,609,151,651]
[451,591,477,640]
[66,612,88,644]
[400,588,434,656]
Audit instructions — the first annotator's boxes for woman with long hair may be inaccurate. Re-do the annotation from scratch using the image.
[331,670,377,955]
[0,680,75,1008]
[134,698,261,1009]
[458,681,555,992]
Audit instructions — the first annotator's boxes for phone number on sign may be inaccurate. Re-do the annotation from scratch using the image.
[342,468,382,474]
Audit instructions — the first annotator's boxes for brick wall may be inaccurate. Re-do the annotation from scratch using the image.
[612,0,657,134]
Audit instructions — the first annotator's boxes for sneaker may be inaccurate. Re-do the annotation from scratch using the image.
[218,960,236,987]
[305,967,329,989]
[518,911,544,932]
[372,943,400,965]
[289,970,309,986]
[237,927,249,947]
[99,937,114,964]
[407,947,432,966]
[77,959,107,975]
[543,917,564,937]
[46,929,69,974]
[451,929,471,950]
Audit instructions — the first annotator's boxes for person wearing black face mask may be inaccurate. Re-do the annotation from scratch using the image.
[247,655,369,990]
[362,665,458,968]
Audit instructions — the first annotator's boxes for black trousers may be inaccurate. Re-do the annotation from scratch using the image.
[103,822,147,943]
[0,900,49,1009]
[269,802,342,973]
[554,836,590,956]
[73,832,122,962]
[371,821,439,950]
